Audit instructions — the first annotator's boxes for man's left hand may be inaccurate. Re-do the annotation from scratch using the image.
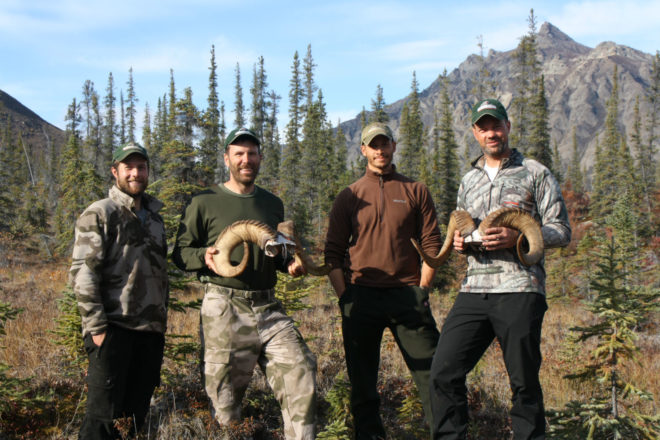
[287,259,306,277]
[481,226,519,251]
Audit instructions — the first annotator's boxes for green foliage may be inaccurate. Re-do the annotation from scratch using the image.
[51,286,86,371]
[396,384,426,438]
[369,84,389,123]
[317,372,352,439]
[274,272,316,313]
[398,72,425,181]
[548,235,660,439]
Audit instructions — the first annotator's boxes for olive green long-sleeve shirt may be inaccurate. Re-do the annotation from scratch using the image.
[173,184,287,290]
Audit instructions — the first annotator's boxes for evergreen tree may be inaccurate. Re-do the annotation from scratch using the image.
[434,71,461,224]
[55,99,104,254]
[548,234,660,439]
[566,127,585,194]
[102,72,117,176]
[280,51,305,223]
[527,75,553,169]
[473,35,496,100]
[509,9,541,152]
[631,94,657,236]
[167,69,177,137]
[249,56,268,140]
[259,89,281,191]
[551,140,563,184]
[369,84,389,123]
[142,103,152,153]
[119,90,126,145]
[302,44,317,113]
[233,62,245,128]
[198,45,221,186]
[81,80,103,175]
[150,96,168,181]
[0,121,24,232]
[398,72,425,181]
[591,67,622,220]
[126,67,138,143]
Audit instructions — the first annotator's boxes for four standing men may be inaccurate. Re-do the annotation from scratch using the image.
[71,143,169,439]
[71,99,569,438]
[173,127,317,439]
[429,99,571,439]
[324,122,443,439]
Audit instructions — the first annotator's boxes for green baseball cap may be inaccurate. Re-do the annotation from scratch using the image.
[224,127,261,150]
[361,122,394,146]
[471,98,508,124]
[112,142,149,162]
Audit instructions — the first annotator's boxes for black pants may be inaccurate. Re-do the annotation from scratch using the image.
[340,284,440,439]
[430,292,547,440]
[79,325,165,440]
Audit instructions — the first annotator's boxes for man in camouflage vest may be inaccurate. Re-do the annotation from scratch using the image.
[430,99,571,440]
[70,143,168,439]
[173,127,316,439]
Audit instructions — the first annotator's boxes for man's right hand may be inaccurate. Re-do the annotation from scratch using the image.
[453,229,466,252]
[204,247,219,274]
[92,332,106,347]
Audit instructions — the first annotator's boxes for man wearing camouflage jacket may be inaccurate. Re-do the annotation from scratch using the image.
[70,143,168,439]
[430,99,571,440]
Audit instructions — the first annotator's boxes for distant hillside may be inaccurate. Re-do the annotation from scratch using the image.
[0,89,66,176]
[340,22,657,180]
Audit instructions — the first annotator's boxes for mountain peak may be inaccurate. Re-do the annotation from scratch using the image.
[537,22,590,57]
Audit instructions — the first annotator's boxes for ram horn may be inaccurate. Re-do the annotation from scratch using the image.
[212,220,277,277]
[277,220,331,276]
[478,207,543,266]
[410,210,476,268]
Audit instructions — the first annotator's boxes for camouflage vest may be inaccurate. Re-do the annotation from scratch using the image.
[69,185,168,336]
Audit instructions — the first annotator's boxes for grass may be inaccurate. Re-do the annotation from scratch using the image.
[0,234,658,439]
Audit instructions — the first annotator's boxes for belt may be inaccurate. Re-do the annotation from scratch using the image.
[205,283,275,302]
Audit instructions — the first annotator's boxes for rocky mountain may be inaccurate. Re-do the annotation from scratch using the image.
[340,22,657,180]
[0,89,66,176]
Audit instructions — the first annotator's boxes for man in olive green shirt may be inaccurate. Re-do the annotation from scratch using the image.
[173,128,316,439]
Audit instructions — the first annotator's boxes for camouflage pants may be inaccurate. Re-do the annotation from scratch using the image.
[201,284,317,439]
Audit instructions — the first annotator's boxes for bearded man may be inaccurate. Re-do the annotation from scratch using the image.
[70,143,168,439]
[173,127,317,439]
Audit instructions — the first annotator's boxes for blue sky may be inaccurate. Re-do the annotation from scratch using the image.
[1,0,659,131]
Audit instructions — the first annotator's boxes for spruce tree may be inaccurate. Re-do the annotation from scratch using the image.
[398,72,425,181]
[249,56,268,140]
[119,90,126,145]
[566,127,585,194]
[473,35,496,100]
[142,103,152,153]
[302,44,317,113]
[434,71,461,224]
[527,75,553,170]
[126,67,138,143]
[509,9,541,152]
[198,45,221,186]
[280,51,305,224]
[631,94,657,237]
[0,121,24,233]
[369,84,389,123]
[591,67,622,221]
[102,72,117,177]
[548,232,660,439]
[260,89,281,191]
[55,99,104,254]
[233,62,245,128]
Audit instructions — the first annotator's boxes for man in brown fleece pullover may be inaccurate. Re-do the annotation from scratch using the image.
[324,122,442,439]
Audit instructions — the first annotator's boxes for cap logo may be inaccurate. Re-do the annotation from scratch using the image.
[477,102,497,112]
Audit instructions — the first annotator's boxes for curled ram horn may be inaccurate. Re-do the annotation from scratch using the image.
[212,220,276,277]
[277,220,331,276]
[411,207,543,268]
[478,207,543,266]
[411,210,476,267]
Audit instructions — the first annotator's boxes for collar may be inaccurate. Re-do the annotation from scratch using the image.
[364,164,397,180]
[472,148,523,171]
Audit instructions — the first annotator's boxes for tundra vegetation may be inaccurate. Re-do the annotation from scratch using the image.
[0,10,659,439]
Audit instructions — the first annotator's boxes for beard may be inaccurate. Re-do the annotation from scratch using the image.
[116,176,148,198]
[228,162,260,185]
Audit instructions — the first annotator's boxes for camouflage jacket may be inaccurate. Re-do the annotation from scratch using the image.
[457,149,571,295]
[69,185,169,336]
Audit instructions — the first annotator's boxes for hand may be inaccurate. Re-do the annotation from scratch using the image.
[481,226,519,251]
[287,259,306,277]
[92,332,106,347]
[453,229,466,252]
[205,247,219,274]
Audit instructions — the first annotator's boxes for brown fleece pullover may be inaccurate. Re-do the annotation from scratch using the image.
[324,166,442,288]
